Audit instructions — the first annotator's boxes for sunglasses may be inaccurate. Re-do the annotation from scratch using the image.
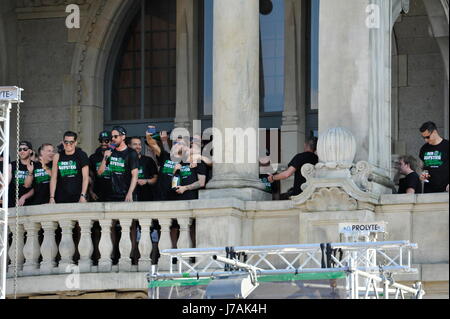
[423,135,432,140]
[100,139,110,143]
[112,135,122,139]
[63,140,75,145]
[18,147,29,152]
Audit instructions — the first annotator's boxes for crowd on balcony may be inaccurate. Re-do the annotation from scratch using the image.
[0,121,448,208]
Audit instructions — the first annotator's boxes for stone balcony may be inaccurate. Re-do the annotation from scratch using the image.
[5,193,449,299]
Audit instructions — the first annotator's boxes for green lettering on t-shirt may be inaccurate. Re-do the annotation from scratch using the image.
[180,166,192,178]
[58,160,78,177]
[34,168,51,184]
[138,166,145,179]
[109,156,126,174]
[161,160,176,175]
[15,170,28,185]
[423,151,444,168]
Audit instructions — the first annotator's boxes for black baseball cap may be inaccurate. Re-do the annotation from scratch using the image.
[19,141,33,150]
[112,126,127,136]
[98,130,112,141]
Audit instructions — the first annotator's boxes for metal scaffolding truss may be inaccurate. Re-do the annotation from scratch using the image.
[149,241,424,299]
[160,241,417,277]
[0,86,22,300]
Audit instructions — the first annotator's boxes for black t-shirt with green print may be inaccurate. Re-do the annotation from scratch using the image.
[107,147,139,201]
[155,151,177,201]
[171,161,207,201]
[55,149,89,203]
[8,161,33,207]
[136,155,158,201]
[419,139,449,193]
[32,161,52,205]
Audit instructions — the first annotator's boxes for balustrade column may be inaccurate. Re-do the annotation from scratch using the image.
[98,219,113,272]
[78,219,94,273]
[58,220,76,274]
[157,218,172,271]
[138,219,153,272]
[118,219,133,272]
[7,224,25,276]
[40,221,58,275]
[176,217,192,250]
[22,222,41,276]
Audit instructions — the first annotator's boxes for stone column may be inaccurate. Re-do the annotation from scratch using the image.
[281,0,306,164]
[200,0,270,201]
[58,220,76,274]
[318,0,407,193]
[118,219,133,272]
[157,218,172,271]
[176,217,192,249]
[138,219,152,272]
[78,219,94,273]
[40,221,58,275]
[174,0,198,132]
[7,224,25,276]
[98,219,113,272]
[22,222,41,276]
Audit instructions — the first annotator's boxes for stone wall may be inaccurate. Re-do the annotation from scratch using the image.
[393,0,447,156]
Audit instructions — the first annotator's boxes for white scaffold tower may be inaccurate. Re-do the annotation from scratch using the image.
[148,235,425,299]
[0,86,23,300]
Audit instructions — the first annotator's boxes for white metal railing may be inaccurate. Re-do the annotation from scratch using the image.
[151,242,423,299]
[159,241,418,277]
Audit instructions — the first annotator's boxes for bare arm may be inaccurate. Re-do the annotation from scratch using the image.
[80,165,89,198]
[125,168,139,202]
[49,154,59,203]
[24,162,34,188]
[146,134,161,157]
[271,166,297,182]
[406,188,416,194]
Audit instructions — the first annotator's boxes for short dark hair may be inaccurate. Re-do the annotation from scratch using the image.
[420,122,437,133]
[129,136,141,144]
[306,137,318,152]
[398,155,421,173]
[63,131,78,140]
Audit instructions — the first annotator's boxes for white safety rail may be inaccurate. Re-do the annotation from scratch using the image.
[149,241,424,299]
[0,86,23,300]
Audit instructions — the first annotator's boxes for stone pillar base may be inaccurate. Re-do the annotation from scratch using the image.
[199,188,272,201]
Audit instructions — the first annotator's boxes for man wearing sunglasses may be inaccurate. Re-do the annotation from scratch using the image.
[98,126,139,202]
[419,121,449,193]
[50,131,90,203]
[89,131,113,202]
[8,141,35,207]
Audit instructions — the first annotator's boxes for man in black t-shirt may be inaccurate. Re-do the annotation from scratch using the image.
[171,143,207,201]
[146,129,180,201]
[268,137,319,196]
[89,131,113,202]
[396,155,422,194]
[9,141,35,207]
[418,122,449,193]
[129,136,158,201]
[31,143,55,205]
[98,126,139,202]
[50,132,90,204]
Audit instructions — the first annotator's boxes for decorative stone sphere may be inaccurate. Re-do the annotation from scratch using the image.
[316,127,356,164]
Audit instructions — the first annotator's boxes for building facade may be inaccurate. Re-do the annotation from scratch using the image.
[1,0,449,298]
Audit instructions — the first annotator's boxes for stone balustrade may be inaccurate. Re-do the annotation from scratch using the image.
[6,202,196,277]
[4,194,449,298]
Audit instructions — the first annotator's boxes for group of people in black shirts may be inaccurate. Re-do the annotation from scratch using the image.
[0,121,448,209]
[1,125,211,208]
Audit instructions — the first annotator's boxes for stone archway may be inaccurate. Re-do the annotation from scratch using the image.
[65,0,135,153]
